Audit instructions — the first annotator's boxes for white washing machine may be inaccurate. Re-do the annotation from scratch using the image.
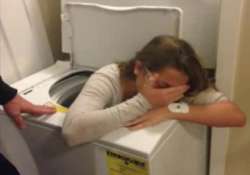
[12,2,214,175]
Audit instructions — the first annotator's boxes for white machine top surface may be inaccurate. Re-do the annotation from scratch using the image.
[13,61,178,156]
[99,120,177,156]
[63,2,182,68]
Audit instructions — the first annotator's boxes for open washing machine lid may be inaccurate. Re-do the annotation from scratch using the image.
[60,2,183,155]
[62,2,182,69]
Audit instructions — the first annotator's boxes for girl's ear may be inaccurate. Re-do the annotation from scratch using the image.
[134,61,143,75]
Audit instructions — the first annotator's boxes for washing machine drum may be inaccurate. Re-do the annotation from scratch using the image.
[49,70,93,108]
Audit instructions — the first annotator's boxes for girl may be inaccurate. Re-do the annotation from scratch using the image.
[63,35,246,146]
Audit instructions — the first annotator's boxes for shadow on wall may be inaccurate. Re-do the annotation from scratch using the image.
[38,0,69,60]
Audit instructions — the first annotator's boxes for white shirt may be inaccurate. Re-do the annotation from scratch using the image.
[62,64,227,146]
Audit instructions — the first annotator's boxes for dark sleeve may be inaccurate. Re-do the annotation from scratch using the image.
[0,76,17,105]
[0,153,20,175]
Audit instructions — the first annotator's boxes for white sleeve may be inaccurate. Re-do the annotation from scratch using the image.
[189,87,228,105]
[62,72,151,146]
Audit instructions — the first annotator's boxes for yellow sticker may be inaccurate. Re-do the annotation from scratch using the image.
[106,150,149,175]
[46,102,69,113]
[55,104,69,113]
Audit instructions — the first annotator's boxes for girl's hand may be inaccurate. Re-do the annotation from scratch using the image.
[140,83,189,108]
[134,62,189,108]
[125,107,172,130]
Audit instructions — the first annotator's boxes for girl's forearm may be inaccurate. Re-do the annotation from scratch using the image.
[168,101,246,127]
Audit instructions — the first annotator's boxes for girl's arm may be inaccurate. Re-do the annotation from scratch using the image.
[126,100,246,130]
[62,67,151,146]
[172,100,245,127]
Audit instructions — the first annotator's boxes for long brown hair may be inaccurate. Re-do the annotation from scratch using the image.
[119,35,209,96]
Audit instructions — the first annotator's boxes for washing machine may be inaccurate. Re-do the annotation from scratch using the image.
[12,2,212,175]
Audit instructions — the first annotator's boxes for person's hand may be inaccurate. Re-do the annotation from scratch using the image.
[3,95,56,128]
[137,72,189,107]
[134,62,189,108]
[125,107,172,130]
[140,83,189,108]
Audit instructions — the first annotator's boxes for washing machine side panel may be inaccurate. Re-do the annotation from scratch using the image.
[94,144,149,175]
[94,146,109,175]
[149,122,208,175]
[21,122,96,175]
[93,122,208,175]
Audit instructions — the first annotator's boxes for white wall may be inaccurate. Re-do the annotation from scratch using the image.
[38,0,68,61]
[211,0,250,174]
[225,0,250,174]
[0,0,54,83]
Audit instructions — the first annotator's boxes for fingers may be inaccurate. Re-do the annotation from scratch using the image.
[128,122,150,130]
[127,124,144,130]
[125,115,148,127]
[141,83,189,107]
[126,122,145,131]
[164,85,189,94]
[125,111,156,130]
[125,108,170,130]
[29,105,56,116]
[162,85,189,102]
[3,97,26,129]
[126,117,156,130]
[11,111,26,129]
[145,74,158,87]
[169,94,184,102]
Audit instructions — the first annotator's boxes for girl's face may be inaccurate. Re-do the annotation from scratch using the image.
[134,62,189,90]
[148,67,189,88]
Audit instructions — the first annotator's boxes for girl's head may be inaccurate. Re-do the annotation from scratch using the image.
[119,35,209,96]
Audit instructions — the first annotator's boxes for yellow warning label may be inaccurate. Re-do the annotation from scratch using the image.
[46,102,69,113]
[55,104,68,113]
[106,150,149,175]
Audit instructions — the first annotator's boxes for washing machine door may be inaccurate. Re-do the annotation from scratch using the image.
[0,115,39,175]
[62,2,182,69]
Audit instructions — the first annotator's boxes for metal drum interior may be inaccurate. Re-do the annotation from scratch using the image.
[49,71,93,108]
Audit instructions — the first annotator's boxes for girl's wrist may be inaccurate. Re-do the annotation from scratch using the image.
[167,102,190,114]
